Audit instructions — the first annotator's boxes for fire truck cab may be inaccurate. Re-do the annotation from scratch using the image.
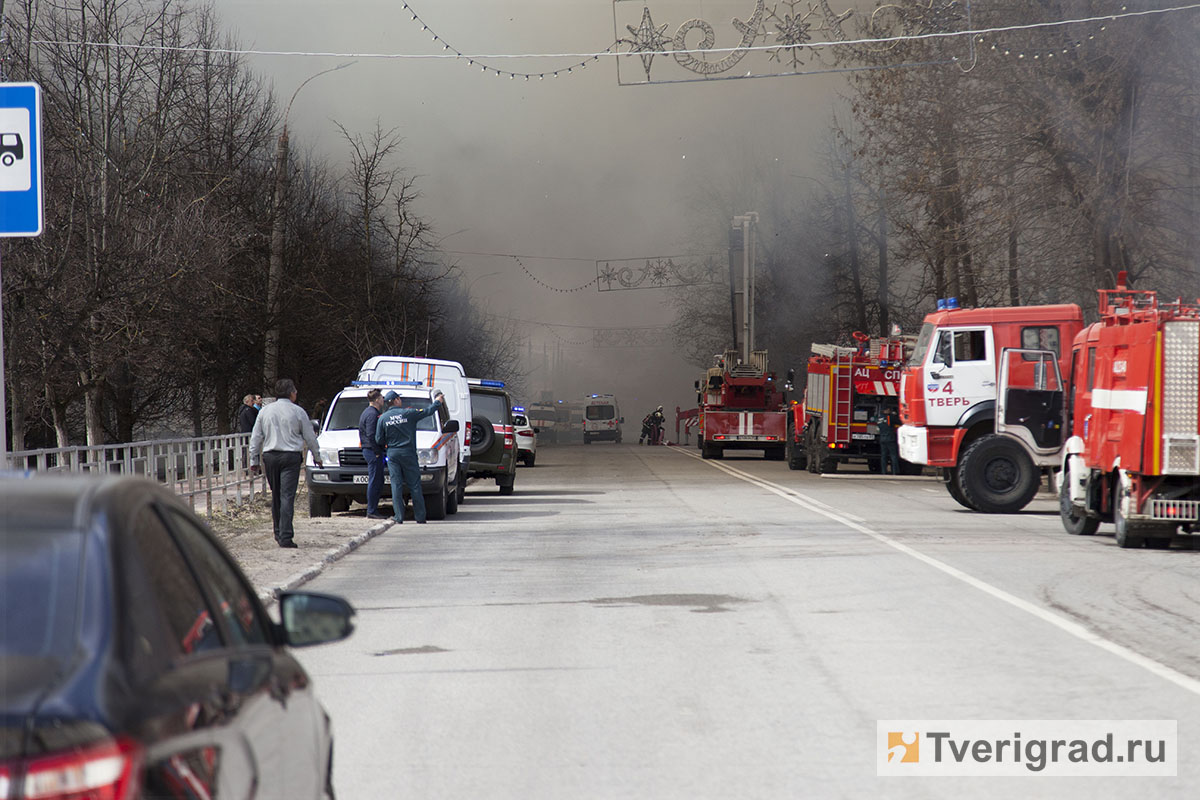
[898,301,1083,512]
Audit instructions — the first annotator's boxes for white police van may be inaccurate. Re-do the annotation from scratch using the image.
[305,382,461,520]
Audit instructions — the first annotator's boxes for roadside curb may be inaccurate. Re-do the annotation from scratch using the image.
[257,518,395,605]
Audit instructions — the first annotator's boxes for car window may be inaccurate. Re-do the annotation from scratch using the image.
[513,415,527,426]
[1020,326,1061,360]
[126,506,221,658]
[0,529,82,669]
[951,330,987,362]
[164,509,269,648]
[471,392,507,423]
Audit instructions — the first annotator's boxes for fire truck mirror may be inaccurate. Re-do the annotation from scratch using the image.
[786,369,795,383]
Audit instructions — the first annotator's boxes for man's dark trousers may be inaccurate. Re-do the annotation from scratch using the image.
[386,448,426,523]
[364,447,384,516]
[881,439,901,475]
[263,450,303,542]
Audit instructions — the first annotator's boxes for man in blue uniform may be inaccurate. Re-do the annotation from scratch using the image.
[376,390,445,523]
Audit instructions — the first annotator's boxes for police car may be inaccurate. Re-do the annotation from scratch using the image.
[512,405,538,467]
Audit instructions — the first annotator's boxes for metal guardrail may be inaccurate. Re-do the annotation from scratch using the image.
[5,433,266,517]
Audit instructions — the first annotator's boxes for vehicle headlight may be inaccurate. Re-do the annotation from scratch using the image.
[417,448,437,466]
[319,448,340,466]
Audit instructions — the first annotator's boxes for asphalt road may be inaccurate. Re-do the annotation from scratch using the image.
[295,443,1200,798]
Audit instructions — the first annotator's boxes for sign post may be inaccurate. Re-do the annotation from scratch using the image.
[0,81,45,465]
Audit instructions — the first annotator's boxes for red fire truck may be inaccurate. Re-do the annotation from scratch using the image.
[1054,276,1200,547]
[897,301,1084,512]
[694,349,790,460]
[790,333,914,473]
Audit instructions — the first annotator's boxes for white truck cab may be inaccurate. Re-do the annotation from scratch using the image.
[305,383,461,520]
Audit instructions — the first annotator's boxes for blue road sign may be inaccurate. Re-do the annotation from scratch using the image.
[0,83,44,237]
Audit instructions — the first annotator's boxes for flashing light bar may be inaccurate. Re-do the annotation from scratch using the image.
[350,379,424,387]
[935,297,961,311]
[512,405,526,413]
[470,379,506,388]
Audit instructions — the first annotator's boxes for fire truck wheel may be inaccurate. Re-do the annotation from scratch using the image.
[958,435,1039,513]
[1059,475,1099,535]
[786,437,806,470]
[944,470,978,510]
[1114,505,1144,548]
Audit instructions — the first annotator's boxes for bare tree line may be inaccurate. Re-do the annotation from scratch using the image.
[1,0,521,450]
[673,0,1200,368]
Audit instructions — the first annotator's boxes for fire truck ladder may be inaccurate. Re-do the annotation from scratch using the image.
[831,350,853,445]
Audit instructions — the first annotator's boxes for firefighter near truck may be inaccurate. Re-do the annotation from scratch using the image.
[790,332,916,474]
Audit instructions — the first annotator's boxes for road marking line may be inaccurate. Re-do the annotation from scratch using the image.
[673,447,1200,698]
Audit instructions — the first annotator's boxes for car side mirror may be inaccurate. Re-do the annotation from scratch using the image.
[619,417,625,424]
[310,419,320,435]
[278,591,355,647]
[533,427,541,433]
[443,420,460,433]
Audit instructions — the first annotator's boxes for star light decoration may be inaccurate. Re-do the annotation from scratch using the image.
[619,6,673,81]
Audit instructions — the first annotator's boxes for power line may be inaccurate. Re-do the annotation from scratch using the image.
[22,3,1199,62]
[445,249,596,262]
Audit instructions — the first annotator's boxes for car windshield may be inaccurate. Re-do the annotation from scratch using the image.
[586,405,615,420]
[329,396,438,431]
[0,528,83,680]
[513,415,528,426]
[471,392,507,424]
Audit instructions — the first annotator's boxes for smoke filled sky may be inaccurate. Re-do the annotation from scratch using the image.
[213,0,850,412]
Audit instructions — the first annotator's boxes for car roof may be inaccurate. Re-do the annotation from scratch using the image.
[1,475,185,532]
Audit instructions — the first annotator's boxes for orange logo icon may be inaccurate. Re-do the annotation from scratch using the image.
[887,732,919,763]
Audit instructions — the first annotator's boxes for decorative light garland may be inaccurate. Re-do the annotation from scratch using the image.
[512,255,598,294]
[400,2,614,80]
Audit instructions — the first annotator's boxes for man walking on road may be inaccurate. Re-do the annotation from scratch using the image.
[250,378,323,547]
[358,388,387,520]
[376,390,444,524]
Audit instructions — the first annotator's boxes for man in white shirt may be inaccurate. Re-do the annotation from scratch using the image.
[250,378,323,547]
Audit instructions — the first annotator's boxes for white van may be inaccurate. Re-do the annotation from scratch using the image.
[356,357,472,505]
[305,383,460,519]
[582,394,623,444]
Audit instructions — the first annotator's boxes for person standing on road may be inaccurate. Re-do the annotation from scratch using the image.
[878,406,901,476]
[250,378,323,547]
[376,390,444,524]
[238,394,260,433]
[358,388,387,520]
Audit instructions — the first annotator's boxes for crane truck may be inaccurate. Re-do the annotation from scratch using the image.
[694,349,790,460]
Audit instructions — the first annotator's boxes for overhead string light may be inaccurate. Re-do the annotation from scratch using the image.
[512,255,598,293]
[978,7,1119,61]
[400,1,614,80]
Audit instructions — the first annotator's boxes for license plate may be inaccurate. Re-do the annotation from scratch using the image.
[352,475,390,484]
[852,433,874,440]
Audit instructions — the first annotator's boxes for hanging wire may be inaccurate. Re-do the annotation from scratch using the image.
[512,255,597,294]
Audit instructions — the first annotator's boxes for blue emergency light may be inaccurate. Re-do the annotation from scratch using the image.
[350,380,425,387]
[477,379,506,388]
[512,405,526,413]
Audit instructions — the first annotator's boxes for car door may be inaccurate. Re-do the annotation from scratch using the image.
[162,506,325,800]
[923,326,995,427]
[118,502,257,799]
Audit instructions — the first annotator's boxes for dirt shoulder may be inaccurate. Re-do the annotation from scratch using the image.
[207,483,392,603]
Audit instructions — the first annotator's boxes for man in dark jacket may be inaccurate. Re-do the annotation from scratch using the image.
[878,407,901,475]
[358,388,387,520]
[238,394,260,433]
[376,390,444,524]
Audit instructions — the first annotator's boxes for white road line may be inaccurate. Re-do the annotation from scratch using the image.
[672,447,1200,698]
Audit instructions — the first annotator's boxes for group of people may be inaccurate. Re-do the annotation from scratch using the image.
[246,379,445,548]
